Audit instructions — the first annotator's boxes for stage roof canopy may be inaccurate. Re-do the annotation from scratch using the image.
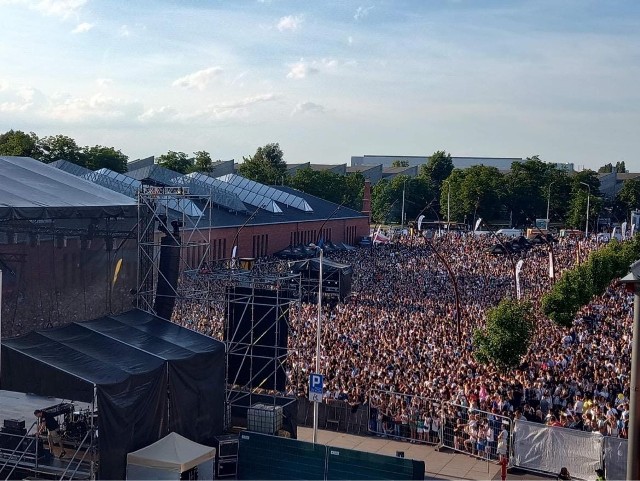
[0,309,225,480]
[0,156,137,220]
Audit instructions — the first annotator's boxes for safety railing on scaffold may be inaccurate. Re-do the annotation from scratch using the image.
[367,389,442,445]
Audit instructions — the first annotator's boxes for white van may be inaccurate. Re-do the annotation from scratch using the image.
[496,228,523,238]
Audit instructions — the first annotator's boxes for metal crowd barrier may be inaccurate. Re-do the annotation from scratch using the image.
[440,402,513,463]
[367,389,442,445]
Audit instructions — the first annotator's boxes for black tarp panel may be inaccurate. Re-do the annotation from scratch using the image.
[0,328,168,480]
[0,156,137,220]
[81,310,225,445]
[0,309,225,480]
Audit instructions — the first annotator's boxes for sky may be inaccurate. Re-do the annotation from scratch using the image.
[0,0,639,171]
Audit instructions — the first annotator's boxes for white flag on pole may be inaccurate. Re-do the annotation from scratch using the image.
[417,215,425,232]
[622,221,628,240]
[548,251,554,279]
[515,259,524,300]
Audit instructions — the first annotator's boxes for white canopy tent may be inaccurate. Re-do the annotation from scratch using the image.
[126,432,215,480]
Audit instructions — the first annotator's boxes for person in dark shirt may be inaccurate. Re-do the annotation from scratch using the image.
[34,410,66,458]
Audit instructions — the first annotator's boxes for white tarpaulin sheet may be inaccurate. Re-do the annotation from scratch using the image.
[512,420,602,480]
[603,436,627,481]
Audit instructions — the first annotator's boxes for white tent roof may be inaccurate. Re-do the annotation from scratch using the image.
[127,432,215,472]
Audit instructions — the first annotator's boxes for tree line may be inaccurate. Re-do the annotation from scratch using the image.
[2,129,638,226]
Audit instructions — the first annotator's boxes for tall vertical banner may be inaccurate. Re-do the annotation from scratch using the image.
[548,251,555,279]
[515,259,524,300]
[622,221,628,240]
[632,223,636,238]
[417,215,425,232]
[611,226,617,241]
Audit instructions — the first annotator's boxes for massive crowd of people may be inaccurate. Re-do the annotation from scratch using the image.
[172,230,632,449]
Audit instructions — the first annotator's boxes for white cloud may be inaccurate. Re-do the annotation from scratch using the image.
[71,21,93,33]
[46,92,142,122]
[292,101,325,116]
[0,85,44,113]
[96,78,112,88]
[354,5,373,21]
[286,58,337,79]
[277,14,303,32]
[138,106,178,123]
[34,0,86,18]
[348,36,353,45]
[172,67,223,91]
[197,93,278,120]
[118,24,130,37]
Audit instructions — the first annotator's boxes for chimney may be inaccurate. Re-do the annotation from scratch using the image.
[362,180,371,223]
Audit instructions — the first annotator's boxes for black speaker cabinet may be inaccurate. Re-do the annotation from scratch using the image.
[217,459,237,479]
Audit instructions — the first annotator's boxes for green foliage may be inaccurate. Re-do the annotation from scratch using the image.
[391,160,409,167]
[542,236,640,327]
[566,172,603,230]
[238,142,287,185]
[370,175,434,224]
[598,161,627,173]
[504,157,556,226]
[83,145,128,172]
[419,150,453,190]
[288,168,363,210]
[157,150,192,174]
[473,299,535,371]
[617,178,640,213]
[38,134,83,164]
[0,130,41,157]
[192,151,213,173]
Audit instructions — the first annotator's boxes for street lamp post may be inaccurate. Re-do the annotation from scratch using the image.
[311,245,323,444]
[546,181,556,229]
[443,179,451,227]
[619,260,640,480]
[400,179,407,232]
[580,182,591,238]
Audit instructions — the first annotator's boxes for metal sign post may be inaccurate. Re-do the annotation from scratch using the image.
[310,373,324,444]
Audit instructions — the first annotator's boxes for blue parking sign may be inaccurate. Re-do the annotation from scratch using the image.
[308,373,324,402]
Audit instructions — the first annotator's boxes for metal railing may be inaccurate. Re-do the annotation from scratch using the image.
[368,389,442,445]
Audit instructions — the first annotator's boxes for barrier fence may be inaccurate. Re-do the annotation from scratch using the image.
[440,402,513,463]
[367,389,441,445]
[295,394,625,480]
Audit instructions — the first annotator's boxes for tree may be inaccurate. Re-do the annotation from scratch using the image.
[371,179,396,224]
[83,145,128,172]
[566,171,602,231]
[192,151,214,173]
[420,150,453,190]
[542,236,640,327]
[0,130,41,158]
[156,150,192,174]
[38,134,84,165]
[238,143,287,185]
[617,178,640,214]
[598,163,613,173]
[616,161,627,173]
[504,156,556,226]
[473,299,535,371]
[288,168,364,211]
[391,160,409,167]
[458,165,506,222]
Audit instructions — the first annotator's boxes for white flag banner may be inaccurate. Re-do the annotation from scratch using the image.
[611,227,617,240]
[622,221,628,240]
[515,259,524,300]
[548,251,555,279]
[632,223,636,238]
[417,215,425,232]
[474,218,482,232]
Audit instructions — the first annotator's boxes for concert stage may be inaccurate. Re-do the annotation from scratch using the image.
[0,391,94,479]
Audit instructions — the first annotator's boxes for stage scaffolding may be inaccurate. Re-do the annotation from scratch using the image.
[136,186,213,316]
[136,189,302,433]
[195,262,302,432]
